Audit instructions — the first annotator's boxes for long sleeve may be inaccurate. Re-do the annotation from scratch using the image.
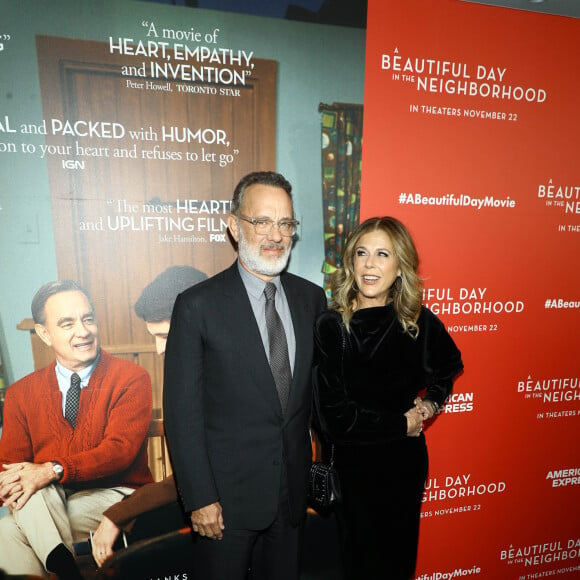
[104,476,179,531]
[0,385,35,467]
[313,311,408,443]
[163,291,218,514]
[421,308,464,408]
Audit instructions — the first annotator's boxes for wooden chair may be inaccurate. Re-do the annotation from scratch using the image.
[146,417,169,481]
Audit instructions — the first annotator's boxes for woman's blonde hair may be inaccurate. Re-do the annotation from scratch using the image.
[330,216,422,337]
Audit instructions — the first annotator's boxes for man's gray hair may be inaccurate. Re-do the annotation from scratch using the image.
[31,280,94,324]
[230,171,293,215]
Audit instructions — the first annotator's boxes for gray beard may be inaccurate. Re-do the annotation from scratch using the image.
[238,230,290,277]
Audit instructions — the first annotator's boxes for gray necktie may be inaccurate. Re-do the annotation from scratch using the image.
[264,283,292,414]
[65,373,81,428]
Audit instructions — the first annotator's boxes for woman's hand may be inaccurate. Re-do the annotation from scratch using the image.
[414,397,437,421]
[405,406,424,437]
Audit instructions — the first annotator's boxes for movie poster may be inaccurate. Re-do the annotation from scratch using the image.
[0,1,364,577]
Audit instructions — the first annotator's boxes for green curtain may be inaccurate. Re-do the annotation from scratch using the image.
[319,102,363,296]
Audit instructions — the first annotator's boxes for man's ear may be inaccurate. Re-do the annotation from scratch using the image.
[228,214,240,243]
[35,323,53,348]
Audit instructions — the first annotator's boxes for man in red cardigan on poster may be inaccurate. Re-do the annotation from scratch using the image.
[0,280,153,579]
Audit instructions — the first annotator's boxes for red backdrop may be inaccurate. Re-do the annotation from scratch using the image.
[361,0,580,577]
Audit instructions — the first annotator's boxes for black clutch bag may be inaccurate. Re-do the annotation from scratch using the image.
[308,444,341,511]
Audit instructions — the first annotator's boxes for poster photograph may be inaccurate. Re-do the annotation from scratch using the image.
[0,1,364,578]
[1,0,579,578]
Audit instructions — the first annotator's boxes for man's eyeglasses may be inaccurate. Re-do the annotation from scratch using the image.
[238,214,300,237]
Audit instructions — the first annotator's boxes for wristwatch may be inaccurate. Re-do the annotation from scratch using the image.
[51,461,64,481]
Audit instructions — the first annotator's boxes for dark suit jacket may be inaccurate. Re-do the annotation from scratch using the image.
[163,262,327,529]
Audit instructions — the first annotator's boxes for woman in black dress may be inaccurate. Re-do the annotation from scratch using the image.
[313,217,463,579]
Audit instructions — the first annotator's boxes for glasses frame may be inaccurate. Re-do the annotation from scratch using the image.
[238,214,300,237]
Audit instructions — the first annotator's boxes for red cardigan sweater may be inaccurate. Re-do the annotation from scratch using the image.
[0,350,153,491]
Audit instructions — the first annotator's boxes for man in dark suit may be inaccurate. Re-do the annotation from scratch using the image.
[163,171,327,580]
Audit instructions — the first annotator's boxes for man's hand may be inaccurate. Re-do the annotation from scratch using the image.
[190,501,224,540]
[0,463,23,506]
[0,462,54,509]
[92,515,120,567]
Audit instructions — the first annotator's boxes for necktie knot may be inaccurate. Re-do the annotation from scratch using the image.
[264,282,276,302]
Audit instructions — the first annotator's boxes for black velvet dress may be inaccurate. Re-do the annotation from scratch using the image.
[313,305,463,580]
